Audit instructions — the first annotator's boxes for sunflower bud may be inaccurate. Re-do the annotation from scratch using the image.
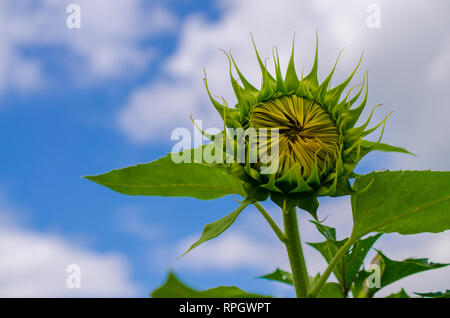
[203,35,410,207]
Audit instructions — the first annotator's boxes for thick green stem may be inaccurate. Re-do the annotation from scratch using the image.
[254,203,287,243]
[282,205,310,298]
[308,237,355,298]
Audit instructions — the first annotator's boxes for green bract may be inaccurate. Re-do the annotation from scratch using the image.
[203,36,410,210]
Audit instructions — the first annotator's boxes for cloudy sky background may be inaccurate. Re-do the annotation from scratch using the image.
[0,0,448,297]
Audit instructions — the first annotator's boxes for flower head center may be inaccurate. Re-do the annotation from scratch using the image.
[250,95,340,178]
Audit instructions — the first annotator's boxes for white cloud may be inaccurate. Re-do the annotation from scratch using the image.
[0,197,140,297]
[0,0,177,94]
[428,41,450,83]
[118,81,209,143]
[153,205,339,290]
[174,231,288,273]
[118,0,450,172]
[115,205,166,242]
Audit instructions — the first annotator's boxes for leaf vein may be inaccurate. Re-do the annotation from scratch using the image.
[364,195,450,235]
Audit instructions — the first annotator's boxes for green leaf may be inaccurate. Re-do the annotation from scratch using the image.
[351,170,450,238]
[341,234,382,289]
[151,272,200,298]
[415,290,450,298]
[352,269,368,297]
[85,149,245,200]
[310,221,336,241]
[317,282,345,298]
[355,251,449,298]
[258,269,322,289]
[181,203,249,257]
[151,272,268,298]
[309,272,321,286]
[386,289,410,298]
[360,140,415,156]
[200,286,269,298]
[297,197,319,220]
[376,251,449,289]
[257,268,293,285]
[308,222,381,295]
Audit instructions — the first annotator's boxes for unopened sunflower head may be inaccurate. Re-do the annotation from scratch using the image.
[203,35,410,207]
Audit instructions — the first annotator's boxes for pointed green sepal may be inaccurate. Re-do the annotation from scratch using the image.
[297,197,320,221]
[285,35,300,92]
[301,32,319,91]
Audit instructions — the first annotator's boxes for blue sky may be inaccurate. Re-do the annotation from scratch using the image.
[0,0,449,297]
